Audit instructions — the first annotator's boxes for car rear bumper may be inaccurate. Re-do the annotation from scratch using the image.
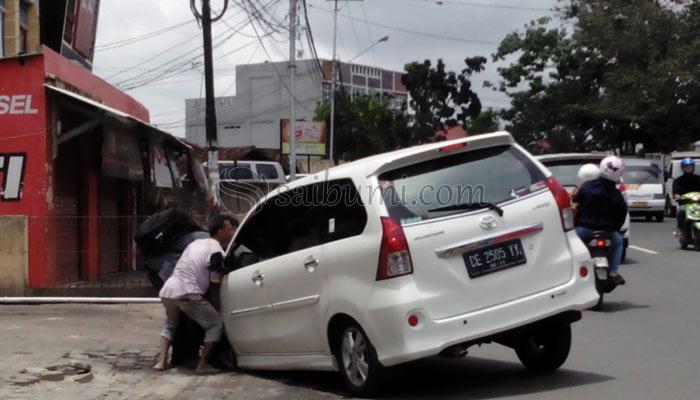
[362,237,598,367]
[628,199,665,214]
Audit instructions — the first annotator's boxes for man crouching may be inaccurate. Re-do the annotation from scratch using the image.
[153,214,238,374]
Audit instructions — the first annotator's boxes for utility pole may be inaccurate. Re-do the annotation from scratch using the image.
[289,0,298,180]
[329,0,338,167]
[327,0,361,167]
[191,0,228,209]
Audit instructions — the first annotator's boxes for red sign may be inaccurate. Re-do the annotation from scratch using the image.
[73,0,100,60]
[0,56,49,287]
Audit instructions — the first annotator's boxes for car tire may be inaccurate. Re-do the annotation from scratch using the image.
[655,213,664,223]
[515,322,571,373]
[694,229,700,252]
[645,215,653,222]
[334,323,385,398]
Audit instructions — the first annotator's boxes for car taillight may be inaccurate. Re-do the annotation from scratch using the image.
[377,217,413,280]
[588,238,611,247]
[618,183,626,193]
[545,177,574,232]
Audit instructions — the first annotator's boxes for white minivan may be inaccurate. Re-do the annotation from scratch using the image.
[623,158,665,222]
[220,132,599,397]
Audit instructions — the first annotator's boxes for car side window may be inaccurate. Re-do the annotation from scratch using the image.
[228,182,325,266]
[220,163,252,180]
[321,179,368,243]
[256,163,279,180]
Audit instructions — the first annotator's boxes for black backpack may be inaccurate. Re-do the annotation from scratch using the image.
[134,208,203,255]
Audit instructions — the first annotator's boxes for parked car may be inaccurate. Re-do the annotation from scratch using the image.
[203,160,286,185]
[623,158,665,222]
[536,153,631,260]
[285,173,310,182]
[220,132,599,397]
[664,153,700,216]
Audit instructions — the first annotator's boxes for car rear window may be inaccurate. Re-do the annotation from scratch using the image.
[379,145,546,223]
[624,166,661,184]
[544,160,602,186]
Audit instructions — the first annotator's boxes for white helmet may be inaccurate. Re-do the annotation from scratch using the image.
[577,163,600,185]
[599,156,625,183]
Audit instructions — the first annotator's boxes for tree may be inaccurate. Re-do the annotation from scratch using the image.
[314,93,410,161]
[495,0,700,154]
[467,109,501,134]
[402,57,487,142]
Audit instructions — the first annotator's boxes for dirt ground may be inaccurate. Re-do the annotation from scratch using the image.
[0,304,345,400]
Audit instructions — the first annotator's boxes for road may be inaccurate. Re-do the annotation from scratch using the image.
[1,219,699,400]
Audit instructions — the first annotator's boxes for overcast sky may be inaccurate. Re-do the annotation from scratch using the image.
[93,0,560,137]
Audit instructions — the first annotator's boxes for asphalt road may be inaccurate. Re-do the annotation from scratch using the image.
[2,219,698,400]
[272,218,700,400]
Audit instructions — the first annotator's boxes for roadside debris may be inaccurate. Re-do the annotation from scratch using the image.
[16,360,93,385]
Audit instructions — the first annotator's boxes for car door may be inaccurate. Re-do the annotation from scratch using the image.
[220,200,278,355]
[256,182,329,354]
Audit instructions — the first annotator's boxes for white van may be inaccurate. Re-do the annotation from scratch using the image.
[220,132,599,397]
[203,160,286,185]
[623,158,665,222]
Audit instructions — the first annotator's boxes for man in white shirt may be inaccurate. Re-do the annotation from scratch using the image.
[153,214,238,374]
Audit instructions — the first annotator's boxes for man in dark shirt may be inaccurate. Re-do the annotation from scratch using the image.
[673,158,700,231]
[572,156,628,284]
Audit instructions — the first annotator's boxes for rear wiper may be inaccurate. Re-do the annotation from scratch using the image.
[429,202,504,217]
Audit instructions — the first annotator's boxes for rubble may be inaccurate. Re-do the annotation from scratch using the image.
[20,367,64,381]
[48,360,92,375]
[8,375,40,386]
[70,372,94,383]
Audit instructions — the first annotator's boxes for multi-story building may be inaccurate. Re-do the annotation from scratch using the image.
[1,0,40,57]
[185,59,407,150]
[1,0,100,68]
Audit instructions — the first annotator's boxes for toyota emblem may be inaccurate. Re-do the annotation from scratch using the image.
[480,215,497,230]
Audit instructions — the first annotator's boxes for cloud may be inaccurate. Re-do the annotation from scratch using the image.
[94,0,558,137]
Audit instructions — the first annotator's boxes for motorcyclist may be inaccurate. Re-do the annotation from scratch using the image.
[572,156,628,285]
[672,158,700,235]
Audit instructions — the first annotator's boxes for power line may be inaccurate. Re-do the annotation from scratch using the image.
[308,3,500,45]
[243,1,314,113]
[302,0,325,83]
[360,1,378,65]
[116,18,254,90]
[106,15,248,84]
[407,0,551,12]
[96,19,195,51]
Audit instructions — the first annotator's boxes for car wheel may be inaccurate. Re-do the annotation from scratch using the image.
[655,213,664,223]
[694,229,700,252]
[515,322,571,373]
[645,215,653,222]
[335,324,384,398]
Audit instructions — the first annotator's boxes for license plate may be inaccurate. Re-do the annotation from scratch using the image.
[631,201,648,207]
[463,239,526,278]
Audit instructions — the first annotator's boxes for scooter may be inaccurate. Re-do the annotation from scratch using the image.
[675,192,700,250]
[582,231,619,310]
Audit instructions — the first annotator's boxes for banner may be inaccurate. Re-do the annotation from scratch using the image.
[280,120,327,156]
[101,125,143,181]
[150,138,174,188]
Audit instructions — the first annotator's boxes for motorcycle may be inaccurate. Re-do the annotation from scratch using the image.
[581,231,619,310]
[675,192,700,250]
